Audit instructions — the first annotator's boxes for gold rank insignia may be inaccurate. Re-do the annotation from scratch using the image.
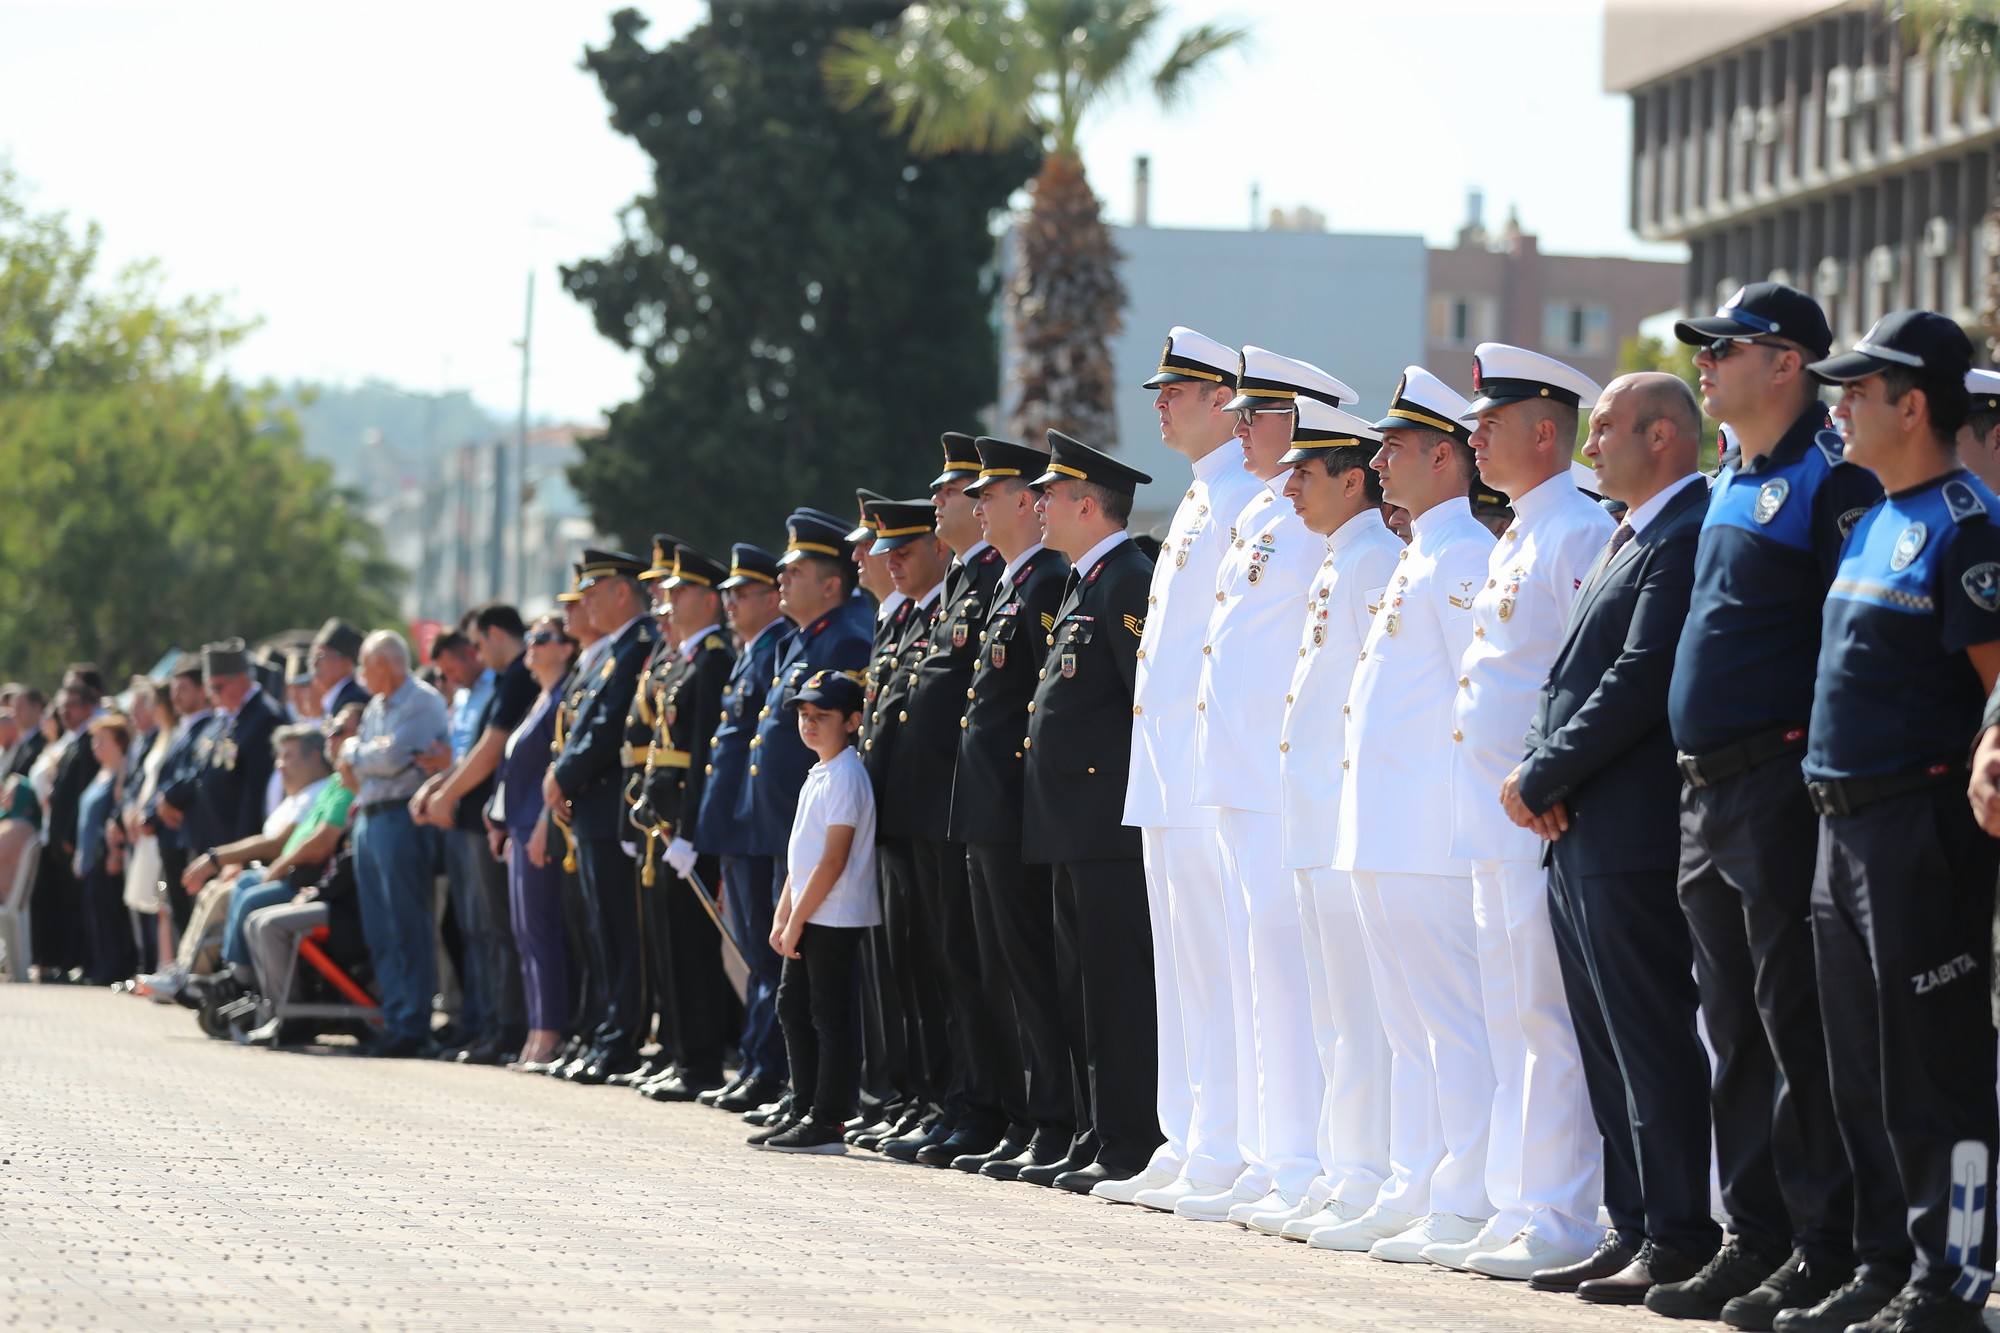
[1122,614,1145,637]
[1040,612,1055,632]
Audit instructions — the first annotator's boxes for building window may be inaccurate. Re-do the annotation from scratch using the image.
[1430,294,1497,347]
[1542,302,1612,355]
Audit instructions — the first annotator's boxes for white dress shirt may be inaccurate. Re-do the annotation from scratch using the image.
[1334,496,1496,876]
[1192,481,1328,814]
[1450,473,1616,861]
[1125,443,1268,829]
[1278,508,1405,869]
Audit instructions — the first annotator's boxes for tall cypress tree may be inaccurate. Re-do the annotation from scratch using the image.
[563,3,1038,558]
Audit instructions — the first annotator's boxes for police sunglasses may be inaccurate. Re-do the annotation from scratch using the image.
[1230,405,1296,427]
[1700,336,1794,362]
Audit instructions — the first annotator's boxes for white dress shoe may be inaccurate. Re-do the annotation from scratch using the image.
[1226,1189,1298,1228]
[1092,1165,1180,1204]
[1368,1212,1485,1264]
[1463,1232,1589,1281]
[1306,1205,1420,1251]
[1172,1186,1247,1222]
[1282,1198,1364,1242]
[1246,1196,1315,1237]
[1130,1176,1214,1212]
[1419,1221,1512,1271]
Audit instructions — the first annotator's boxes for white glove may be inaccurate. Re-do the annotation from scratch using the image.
[664,837,698,881]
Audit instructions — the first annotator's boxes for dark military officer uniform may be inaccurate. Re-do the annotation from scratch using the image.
[639,544,738,1098]
[695,544,790,1102]
[1020,431,1161,1194]
[951,434,1074,1178]
[896,435,1016,1168]
[1665,284,1882,1297]
[1804,315,2000,1328]
[550,550,659,1082]
[618,534,683,1085]
[858,498,956,1158]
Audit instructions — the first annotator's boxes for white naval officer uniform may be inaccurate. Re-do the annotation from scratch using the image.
[1188,473,1335,1212]
[1280,505,1402,1221]
[1333,494,1497,1226]
[1123,403,1268,1196]
[1450,468,1612,1259]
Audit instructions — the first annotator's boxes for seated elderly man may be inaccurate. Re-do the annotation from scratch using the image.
[179,712,357,1009]
[235,762,365,1044]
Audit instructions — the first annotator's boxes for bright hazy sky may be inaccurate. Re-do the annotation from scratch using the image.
[0,0,1675,426]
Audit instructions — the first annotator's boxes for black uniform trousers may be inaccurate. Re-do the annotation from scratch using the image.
[724,853,785,1083]
[914,836,1009,1139]
[160,846,193,936]
[81,865,134,986]
[970,842,1071,1147]
[1813,785,1999,1300]
[576,837,642,1059]
[638,861,677,1059]
[1678,759,1855,1266]
[560,858,601,1043]
[654,851,732,1081]
[775,921,866,1126]
[878,838,952,1116]
[1547,846,1720,1256]
[1052,857,1162,1174]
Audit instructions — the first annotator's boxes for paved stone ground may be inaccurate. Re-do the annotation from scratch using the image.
[2,987,1994,1332]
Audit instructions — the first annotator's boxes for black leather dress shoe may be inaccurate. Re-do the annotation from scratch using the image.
[1578,1240,1709,1305]
[980,1138,1064,1181]
[1770,1272,1901,1332]
[919,1128,1002,1168]
[856,1109,923,1151]
[1053,1161,1132,1195]
[461,1036,513,1067]
[696,1073,745,1107]
[1530,1230,1640,1292]
[954,1137,1026,1174]
[714,1077,784,1114]
[1018,1155,1089,1189]
[609,1057,669,1088]
[1645,1237,1785,1320]
[643,1069,725,1102]
[365,1033,426,1059]
[744,1092,793,1127]
[882,1120,953,1163]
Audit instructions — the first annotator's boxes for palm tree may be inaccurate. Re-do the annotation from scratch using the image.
[825,1,1246,447]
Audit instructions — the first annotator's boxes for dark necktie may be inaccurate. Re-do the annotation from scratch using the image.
[1589,520,1635,588]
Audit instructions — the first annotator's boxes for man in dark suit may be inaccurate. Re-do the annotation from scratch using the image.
[951,435,1073,1179]
[1021,429,1160,1195]
[32,684,103,977]
[308,618,372,718]
[6,687,48,778]
[162,640,285,854]
[545,549,659,1083]
[1496,372,1716,1303]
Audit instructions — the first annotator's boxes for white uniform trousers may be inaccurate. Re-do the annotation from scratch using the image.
[1350,868,1494,1219]
[1471,859,1604,1253]
[1144,825,1242,1188]
[1215,808,1322,1199]
[1294,865,1391,1210]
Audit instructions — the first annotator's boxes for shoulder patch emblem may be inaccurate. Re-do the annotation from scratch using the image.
[1837,507,1868,539]
[599,657,615,679]
[1963,562,2000,612]
[1944,479,1988,526]
[1813,428,1847,466]
[704,634,726,652]
[1891,522,1928,572]
[1753,478,1789,524]
[1123,614,1145,637]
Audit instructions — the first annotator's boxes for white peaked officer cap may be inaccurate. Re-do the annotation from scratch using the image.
[1373,365,1474,439]
[1143,326,1240,390]
[1570,458,1605,498]
[1968,368,2000,413]
[1225,345,1359,411]
[1280,398,1384,466]
[1463,342,1605,418]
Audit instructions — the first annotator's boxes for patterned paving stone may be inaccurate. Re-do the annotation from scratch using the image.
[2,986,1993,1330]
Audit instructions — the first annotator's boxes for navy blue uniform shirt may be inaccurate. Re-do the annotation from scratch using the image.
[694,617,785,857]
[735,599,871,857]
[1669,406,1883,755]
[1806,470,2000,780]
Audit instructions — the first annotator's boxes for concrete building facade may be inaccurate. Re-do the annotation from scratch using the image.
[1606,0,2000,349]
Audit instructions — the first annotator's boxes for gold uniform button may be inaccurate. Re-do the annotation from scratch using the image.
[749,737,761,748]
[1132,705,1143,716]
[1013,750,1022,759]
[1452,729,1464,742]
[1087,766,1097,775]
[1046,634,1055,646]
[959,717,968,729]
[1341,759,1350,770]
[1341,705,1350,715]
[1038,669,1047,680]
[1215,591,1225,602]
[1202,645,1212,655]
[1136,650,1145,659]
[966,688,975,699]
[1285,693,1294,703]
[1357,651,1367,661]
[704,763,713,775]
[864,740,874,751]
[1459,676,1469,688]
[1298,647,1306,657]
[1398,549,1409,560]
[1027,702,1036,714]
[1487,579,1496,588]
[1279,741,1290,753]
[1148,595,1157,605]
[897,710,908,722]
[1197,701,1206,711]
[749,764,759,775]
[1474,626,1485,638]
[758,707,769,720]
[1023,737,1032,749]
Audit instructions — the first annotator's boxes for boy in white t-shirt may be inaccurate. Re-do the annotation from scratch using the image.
[751,670,880,1154]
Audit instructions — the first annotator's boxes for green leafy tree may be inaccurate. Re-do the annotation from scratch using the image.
[824,0,1246,447]
[0,164,401,687]
[1905,1,2000,350]
[561,4,1037,557]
